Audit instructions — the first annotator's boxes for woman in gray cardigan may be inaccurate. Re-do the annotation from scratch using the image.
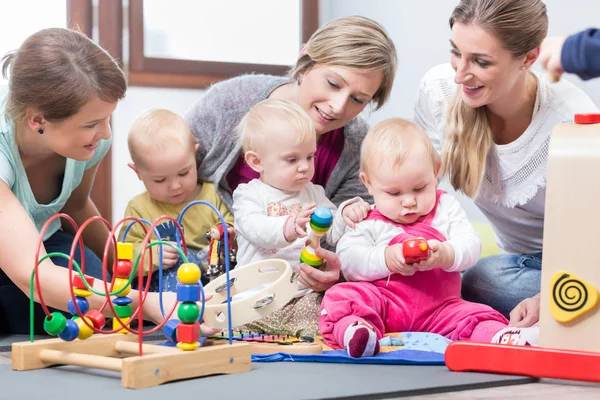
[186,16,397,336]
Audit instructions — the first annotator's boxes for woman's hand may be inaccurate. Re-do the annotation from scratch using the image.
[509,293,541,327]
[297,246,341,292]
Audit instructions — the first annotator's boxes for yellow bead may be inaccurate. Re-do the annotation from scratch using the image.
[177,263,201,285]
[117,242,134,261]
[75,317,94,340]
[73,288,93,298]
[112,278,131,297]
[176,341,200,351]
[112,316,130,334]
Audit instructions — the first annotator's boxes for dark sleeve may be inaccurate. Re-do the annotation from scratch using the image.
[561,28,600,80]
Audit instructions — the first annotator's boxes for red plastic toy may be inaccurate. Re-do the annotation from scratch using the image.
[402,238,430,264]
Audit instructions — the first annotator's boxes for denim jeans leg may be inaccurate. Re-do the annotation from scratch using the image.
[462,252,543,318]
[0,230,106,334]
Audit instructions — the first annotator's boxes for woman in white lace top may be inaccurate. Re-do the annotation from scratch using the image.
[414,0,599,326]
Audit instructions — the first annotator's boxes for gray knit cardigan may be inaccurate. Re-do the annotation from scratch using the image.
[185,74,372,211]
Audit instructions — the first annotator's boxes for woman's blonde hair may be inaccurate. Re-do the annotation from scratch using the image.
[128,109,196,166]
[290,16,397,110]
[236,99,316,153]
[443,0,548,197]
[2,27,126,127]
[361,118,440,175]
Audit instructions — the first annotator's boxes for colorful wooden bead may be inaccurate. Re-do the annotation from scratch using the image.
[162,319,181,343]
[113,316,130,334]
[113,304,132,318]
[74,317,94,340]
[117,242,134,261]
[85,309,106,329]
[176,322,200,343]
[67,296,89,316]
[59,319,80,341]
[114,260,133,279]
[177,302,200,323]
[112,297,132,306]
[176,341,200,351]
[72,275,95,289]
[43,312,67,336]
[112,277,131,297]
[177,284,201,303]
[177,263,201,285]
[73,288,93,298]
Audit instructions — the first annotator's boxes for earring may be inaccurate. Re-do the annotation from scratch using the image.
[37,129,44,134]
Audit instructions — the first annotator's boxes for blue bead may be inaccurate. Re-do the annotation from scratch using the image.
[59,319,80,342]
[113,297,133,306]
[162,319,180,343]
[177,284,201,302]
[312,207,333,225]
[67,296,89,316]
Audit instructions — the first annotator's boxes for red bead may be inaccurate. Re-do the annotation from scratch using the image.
[72,275,95,289]
[114,260,133,279]
[85,309,106,329]
[177,322,200,343]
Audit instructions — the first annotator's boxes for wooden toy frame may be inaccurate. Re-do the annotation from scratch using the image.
[12,333,251,389]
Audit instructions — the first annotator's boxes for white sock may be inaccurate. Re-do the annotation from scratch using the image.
[343,321,378,358]
[491,326,539,346]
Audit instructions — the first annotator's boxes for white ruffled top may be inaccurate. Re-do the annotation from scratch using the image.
[414,63,599,254]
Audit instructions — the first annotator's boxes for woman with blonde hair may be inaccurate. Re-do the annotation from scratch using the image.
[414,0,598,326]
[0,28,182,334]
[186,15,397,327]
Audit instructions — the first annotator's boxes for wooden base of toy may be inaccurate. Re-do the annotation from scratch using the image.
[203,258,297,329]
[203,338,323,355]
[445,341,600,383]
[12,333,251,389]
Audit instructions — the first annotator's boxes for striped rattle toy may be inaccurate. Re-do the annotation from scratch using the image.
[300,206,333,267]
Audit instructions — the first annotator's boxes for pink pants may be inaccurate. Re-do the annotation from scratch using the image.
[319,269,508,349]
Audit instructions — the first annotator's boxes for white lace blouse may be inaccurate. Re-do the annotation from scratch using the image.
[414,64,599,254]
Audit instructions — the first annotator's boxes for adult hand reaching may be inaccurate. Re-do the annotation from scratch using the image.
[297,246,341,292]
[509,293,540,327]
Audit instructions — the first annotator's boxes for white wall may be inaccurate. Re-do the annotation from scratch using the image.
[112,0,600,224]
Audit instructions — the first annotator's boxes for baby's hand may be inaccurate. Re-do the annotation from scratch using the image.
[413,240,455,271]
[385,244,418,276]
[159,242,180,269]
[342,201,371,228]
[283,204,316,242]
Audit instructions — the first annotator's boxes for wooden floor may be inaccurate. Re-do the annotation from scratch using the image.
[1,350,599,398]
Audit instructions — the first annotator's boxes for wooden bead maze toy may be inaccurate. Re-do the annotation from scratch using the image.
[445,113,600,382]
[12,202,252,389]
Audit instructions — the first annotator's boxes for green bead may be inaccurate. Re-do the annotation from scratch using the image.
[177,302,199,323]
[113,305,132,318]
[44,312,67,336]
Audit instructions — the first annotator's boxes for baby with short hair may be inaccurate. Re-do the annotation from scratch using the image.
[232,99,369,336]
[121,109,233,291]
[320,118,539,357]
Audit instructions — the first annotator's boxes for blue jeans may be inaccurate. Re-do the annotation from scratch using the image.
[462,252,542,318]
[0,230,107,334]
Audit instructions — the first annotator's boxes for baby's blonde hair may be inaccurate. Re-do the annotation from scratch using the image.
[128,109,196,166]
[236,99,316,153]
[361,118,440,175]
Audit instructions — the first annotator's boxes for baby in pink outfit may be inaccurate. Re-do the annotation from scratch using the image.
[319,119,539,358]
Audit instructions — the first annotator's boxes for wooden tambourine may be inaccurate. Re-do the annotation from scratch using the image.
[202,259,298,329]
